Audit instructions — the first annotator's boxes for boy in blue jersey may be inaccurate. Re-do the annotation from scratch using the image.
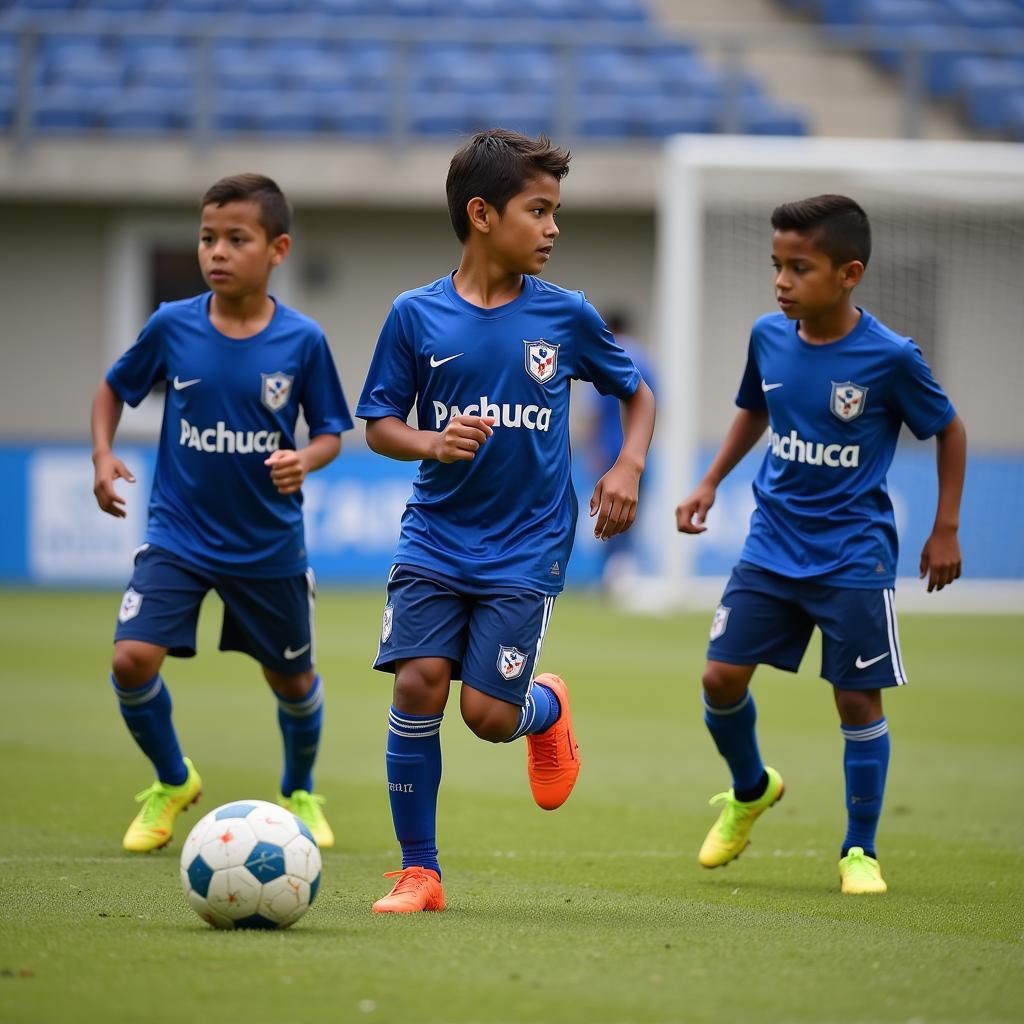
[357,129,656,913]
[91,174,352,853]
[676,195,966,894]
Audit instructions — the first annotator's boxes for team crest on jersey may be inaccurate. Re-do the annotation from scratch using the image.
[261,371,294,413]
[830,381,868,422]
[118,588,143,623]
[497,645,528,681]
[524,340,559,385]
[381,604,394,643]
[709,604,730,641]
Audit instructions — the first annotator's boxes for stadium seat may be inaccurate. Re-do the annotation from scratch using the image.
[160,0,232,17]
[342,41,397,89]
[387,0,441,16]
[492,44,558,91]
[1004,89,1024,139]
[83,0,157,12]
[244,0,311,15]
[412,43,497,91]
[577,92,717,138]
[644,96,719,136]
[0,35,17,80]
[317,86,391,136]
[940,0,1024,29]
[309,0,377,16]
[104,85,192,133]
[0,84,14,131]
[449,0,514,16]
[33,84,99,131]
[523,0,586,20]
[740,97,809,135]
[953,55,1024,129]
[578,45,662,97]
[14,0,78,10]
[254,92,323,133]
[587,0,648,22]
[214,86,282,132]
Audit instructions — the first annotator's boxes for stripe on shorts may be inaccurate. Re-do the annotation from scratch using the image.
[882,588,907,685]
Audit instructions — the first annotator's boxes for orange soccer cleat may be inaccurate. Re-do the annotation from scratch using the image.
[526,673,580,810]
[372,867,446,914]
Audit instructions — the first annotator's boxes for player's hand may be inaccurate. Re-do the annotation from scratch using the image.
[676,481,716,534]
[919,524,962,592]
[265,449,306,495]
[432,415,495,463]
[92,450,135,518]
[589,462,641,540]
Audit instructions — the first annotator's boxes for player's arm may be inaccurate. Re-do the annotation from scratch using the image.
[676,408,769,535]
[265,433,342,496]
[365,414,495,464]
[589,379,656,540]
[91,378,136,518]
[919,413,966,592]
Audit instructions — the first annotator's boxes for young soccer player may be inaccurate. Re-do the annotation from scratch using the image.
[91,173,352,853]
[356,129,656,913]
[676,195,966,894]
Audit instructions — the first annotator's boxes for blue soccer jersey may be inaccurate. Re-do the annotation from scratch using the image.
[356,273,641,593]
[106,293,353,578]
[735,308,955,588]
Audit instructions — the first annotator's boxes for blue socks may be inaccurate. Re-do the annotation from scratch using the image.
[703,691,766,798]
[111,673,187,786]
[841,717,890,858]
[386,707,443,878]
[277,674,324,796]
[505,680,561,742]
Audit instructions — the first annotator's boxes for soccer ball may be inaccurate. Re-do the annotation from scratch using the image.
[179,799,321,930]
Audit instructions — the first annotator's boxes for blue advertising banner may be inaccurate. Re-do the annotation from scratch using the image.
[0,443,1020,585]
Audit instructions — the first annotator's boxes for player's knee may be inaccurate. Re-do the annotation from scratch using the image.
[701,661,749,705]
[264,667,315,700]
[393,662,448,712]
[462,704,515,743]
[111,642,163,688]
[834,687,883,727]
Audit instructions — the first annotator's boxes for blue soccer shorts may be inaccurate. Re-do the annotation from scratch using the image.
[113,544,316,675]
[706,561,908,690]
[373,563,557,705]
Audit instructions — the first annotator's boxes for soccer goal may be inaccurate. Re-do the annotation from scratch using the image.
[650,135,1024,612]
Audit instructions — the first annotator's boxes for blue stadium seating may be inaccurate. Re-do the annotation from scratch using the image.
[790,0,1024,136]
[1,0,809,139]
[104,84,190,132]
[1004,89,1024,137]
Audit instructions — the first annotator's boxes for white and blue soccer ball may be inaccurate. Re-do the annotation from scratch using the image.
[180,799,321,930]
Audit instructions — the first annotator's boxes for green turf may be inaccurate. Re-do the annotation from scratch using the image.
[1,590,1021,1024]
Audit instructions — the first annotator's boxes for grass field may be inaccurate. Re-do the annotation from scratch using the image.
[1,589,1022,1024]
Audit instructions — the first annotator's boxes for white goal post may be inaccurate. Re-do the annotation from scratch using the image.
[651,135,1024,613]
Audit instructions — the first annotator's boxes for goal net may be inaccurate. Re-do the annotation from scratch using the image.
[649,135,1024,611]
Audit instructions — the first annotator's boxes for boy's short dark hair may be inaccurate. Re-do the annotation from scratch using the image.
[200,173,291,240]
[770,194,871,268]
[446,129,572,243]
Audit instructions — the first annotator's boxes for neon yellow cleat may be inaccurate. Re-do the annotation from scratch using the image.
[698,766,785,868]
[122,757,202,852]
[839,847,888,894]
[278,789,334,849]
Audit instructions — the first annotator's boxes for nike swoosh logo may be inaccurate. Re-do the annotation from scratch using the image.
[855,652,890,669]
[761,380,784,392]
[283,643,311,660]
[429,353,464,367]
[173,376,201,390]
